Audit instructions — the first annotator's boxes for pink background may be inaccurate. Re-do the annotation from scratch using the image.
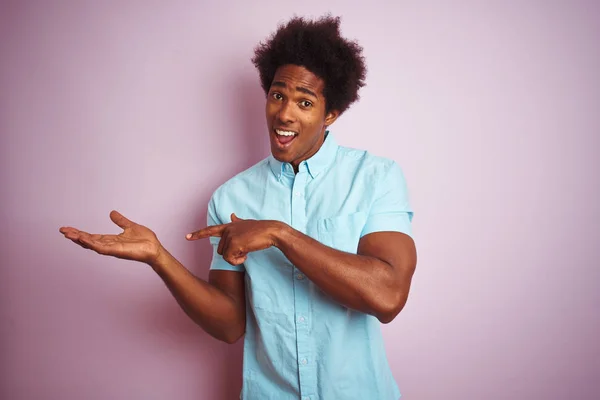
[1,1,599,399]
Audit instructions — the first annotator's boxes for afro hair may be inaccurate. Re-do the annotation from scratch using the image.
[251,14,367,114]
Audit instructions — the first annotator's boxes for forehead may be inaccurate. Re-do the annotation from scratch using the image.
[271,64,325,95]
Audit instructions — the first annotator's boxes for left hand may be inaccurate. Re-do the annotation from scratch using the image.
[187,213,283,265]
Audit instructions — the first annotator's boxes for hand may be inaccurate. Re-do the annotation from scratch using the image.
[186,213,283,265]
[59,210,162,265]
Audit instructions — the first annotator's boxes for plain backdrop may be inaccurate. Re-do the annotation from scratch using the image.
[1,1,599,399]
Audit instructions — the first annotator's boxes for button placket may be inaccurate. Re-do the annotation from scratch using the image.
[290,169,315,398]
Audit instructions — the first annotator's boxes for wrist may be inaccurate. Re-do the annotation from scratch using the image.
[270,221,292,249]
[149,244,169,272]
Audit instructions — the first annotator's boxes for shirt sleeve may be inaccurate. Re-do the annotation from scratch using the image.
[361,161,414,238]
[207,193,246,272]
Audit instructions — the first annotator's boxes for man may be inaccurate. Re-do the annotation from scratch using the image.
[60,15,417,400]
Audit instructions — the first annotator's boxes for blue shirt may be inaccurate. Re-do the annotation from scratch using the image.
[207,132,414,400]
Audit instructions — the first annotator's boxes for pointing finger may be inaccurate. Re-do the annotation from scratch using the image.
[186,224,227,240]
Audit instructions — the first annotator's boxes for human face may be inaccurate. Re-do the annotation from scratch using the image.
[265,64,339,172]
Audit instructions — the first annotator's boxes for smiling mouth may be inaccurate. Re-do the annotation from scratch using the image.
[274,129,298,148]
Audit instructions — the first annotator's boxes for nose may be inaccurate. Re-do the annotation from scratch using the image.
[276,100,296,124]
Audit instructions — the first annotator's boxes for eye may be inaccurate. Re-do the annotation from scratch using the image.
[300,100,313,108]
[271,92,283,101]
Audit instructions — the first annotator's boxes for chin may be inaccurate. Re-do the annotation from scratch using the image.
[271,152,293,163]
[270,142,292,159]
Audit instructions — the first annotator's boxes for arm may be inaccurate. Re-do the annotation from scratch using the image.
[190,216,416,324]
[59,210,246,344]
[188,162,416,323]
[152,247,246,343]
[273,227,416,324]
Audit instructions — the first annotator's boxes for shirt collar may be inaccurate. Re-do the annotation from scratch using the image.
[268,131,338,180]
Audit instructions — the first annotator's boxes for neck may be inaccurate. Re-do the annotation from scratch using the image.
[291,130,327,173]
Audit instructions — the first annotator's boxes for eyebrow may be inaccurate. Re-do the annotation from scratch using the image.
[271,81,318,99]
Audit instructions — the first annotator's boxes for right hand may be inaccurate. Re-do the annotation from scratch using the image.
[59,210,162,265]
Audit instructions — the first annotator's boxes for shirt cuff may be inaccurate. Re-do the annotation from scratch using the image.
[361,212,413,238]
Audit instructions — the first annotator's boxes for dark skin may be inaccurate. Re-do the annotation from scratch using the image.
[59,64,417,344]
[188,213,417,324]
[266,64,339,172]
[60,211,246,344]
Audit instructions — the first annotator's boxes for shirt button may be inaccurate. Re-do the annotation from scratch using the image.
[296,274,304,280]
[300,358,308,365]
[298,316,305,323]
[294,191,302,197]
[303,397,310,400]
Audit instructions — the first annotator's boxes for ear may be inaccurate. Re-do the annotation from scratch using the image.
[324,109,340,127]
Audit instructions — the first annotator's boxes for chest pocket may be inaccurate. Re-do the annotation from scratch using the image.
[317,211,368,254]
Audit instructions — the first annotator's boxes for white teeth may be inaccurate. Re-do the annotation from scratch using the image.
[275,129,297,137]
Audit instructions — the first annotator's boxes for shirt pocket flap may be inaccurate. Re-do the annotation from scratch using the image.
[316,211,368,253]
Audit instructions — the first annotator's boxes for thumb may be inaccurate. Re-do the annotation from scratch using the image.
[231,213,244,222]
[110,210,134,229]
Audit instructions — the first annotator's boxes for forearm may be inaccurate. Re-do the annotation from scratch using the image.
[273,225,406,322]
[149,247,244,343]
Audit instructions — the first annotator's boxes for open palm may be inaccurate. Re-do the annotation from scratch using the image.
[59,210,162,265]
